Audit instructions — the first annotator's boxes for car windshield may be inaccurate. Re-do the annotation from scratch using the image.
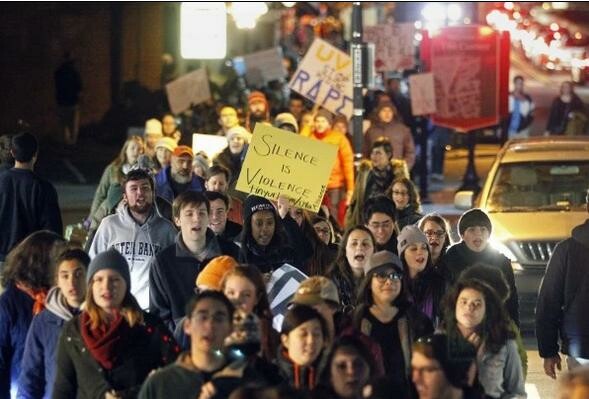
[487,161,589,212]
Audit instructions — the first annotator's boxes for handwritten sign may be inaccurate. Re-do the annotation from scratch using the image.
[192,133,227,162]
[235,123,338,213]
[166,68,211,114]
[237,47,287,86]
[409,73,437,116]
[364,23,415,72]
[289,38,353,118]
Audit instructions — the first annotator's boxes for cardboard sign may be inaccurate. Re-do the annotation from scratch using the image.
[192,133,228,163]
[236,47,287,86]
[289,38,353,118]
[266,263,308,331]
[364,23,415,72]
[166,68,211,114]
[409,73,437,116]
[235,123,338,213]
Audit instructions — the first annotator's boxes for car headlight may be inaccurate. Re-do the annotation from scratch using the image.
[489,239,524,272]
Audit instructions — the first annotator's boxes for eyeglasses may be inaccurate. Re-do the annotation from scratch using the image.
[392,190,409,196]
[423,230,446,238]
[368,220,393,230]
[374,271,403,283]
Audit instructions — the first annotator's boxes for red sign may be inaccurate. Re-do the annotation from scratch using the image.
[421,26,508,133]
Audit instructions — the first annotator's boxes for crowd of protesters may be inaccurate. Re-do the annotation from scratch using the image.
[2,85,589,399]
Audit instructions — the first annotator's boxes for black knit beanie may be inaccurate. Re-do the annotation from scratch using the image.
[458,208,492,236]
[243,195,275,222]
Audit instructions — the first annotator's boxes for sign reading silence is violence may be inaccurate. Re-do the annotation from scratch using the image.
[289,38,353,119]
[236,124,338,213]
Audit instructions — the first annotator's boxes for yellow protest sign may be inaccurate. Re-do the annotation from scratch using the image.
[236,124,338,213]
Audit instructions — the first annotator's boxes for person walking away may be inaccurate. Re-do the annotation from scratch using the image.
[54,52,82,146]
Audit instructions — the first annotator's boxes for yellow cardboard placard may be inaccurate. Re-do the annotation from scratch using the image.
[236,124,338,213]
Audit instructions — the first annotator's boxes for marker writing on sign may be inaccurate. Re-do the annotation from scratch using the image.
[253,134,319,166]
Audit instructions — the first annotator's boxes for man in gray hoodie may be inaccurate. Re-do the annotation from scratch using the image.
[89,169,177,310]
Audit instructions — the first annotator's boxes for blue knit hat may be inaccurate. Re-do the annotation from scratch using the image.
[87,248,131,291]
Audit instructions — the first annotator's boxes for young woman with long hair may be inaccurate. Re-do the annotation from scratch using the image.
[53,249,179,398]
[325,226,376,314]
[441,279,525,398]
[89,135,145,229]
[221,265,278,362]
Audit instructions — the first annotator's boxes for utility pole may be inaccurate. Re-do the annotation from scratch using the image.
[351,2,364,164]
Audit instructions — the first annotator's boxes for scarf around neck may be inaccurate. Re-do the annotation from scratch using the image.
[80,311,131,369]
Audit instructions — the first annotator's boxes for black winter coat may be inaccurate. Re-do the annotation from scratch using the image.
[440,242,520,327]
[536,219,589,358]
[53,312,179,399]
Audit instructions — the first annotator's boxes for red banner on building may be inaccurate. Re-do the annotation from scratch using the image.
[422,26,508,133]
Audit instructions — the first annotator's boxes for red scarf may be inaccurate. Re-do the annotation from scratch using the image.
[15,283,47,315]
[80,311,131,370]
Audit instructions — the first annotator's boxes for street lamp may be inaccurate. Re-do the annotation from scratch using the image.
[229,2,268,29]
[180,2,227,59]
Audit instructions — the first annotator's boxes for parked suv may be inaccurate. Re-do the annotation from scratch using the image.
[455,137,589,332]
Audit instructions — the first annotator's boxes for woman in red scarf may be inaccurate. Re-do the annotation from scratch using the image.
[0,230,66,399]
[53,249,180,399]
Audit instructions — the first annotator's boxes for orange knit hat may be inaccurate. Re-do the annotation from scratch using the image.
[196,255,239,290]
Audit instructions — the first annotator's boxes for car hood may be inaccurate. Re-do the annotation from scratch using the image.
[489,211,586,242]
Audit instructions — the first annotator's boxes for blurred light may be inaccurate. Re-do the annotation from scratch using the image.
[550,22,559,32]
[414,32,423,41]
[421,3,446,22]
[414,20,423,29]
[552,2,569,9]
[479,26,494,36]
[281,2,296,7]
[229,2,268,29]
[542,2,551,10]
[180,2,227,59]
[504,2,514,10]
[490,240,523,272]
[464,17,471,24]
[554,31,562,40]
[447,4,462,21]
[575,32,583,40]
[513,11,521,20]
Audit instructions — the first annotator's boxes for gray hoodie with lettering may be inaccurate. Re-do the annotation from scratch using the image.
[89,205,177,309]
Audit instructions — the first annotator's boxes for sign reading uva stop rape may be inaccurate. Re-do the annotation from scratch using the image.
[289,38,353,118]
[236,124,338,213]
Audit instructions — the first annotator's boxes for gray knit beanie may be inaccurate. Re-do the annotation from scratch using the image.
[87,248,131,291]
[397,225,429,256]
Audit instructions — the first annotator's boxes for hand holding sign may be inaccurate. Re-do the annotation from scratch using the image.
[236,124,338,213]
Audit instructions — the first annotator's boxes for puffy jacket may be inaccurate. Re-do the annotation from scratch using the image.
[362,121,416,169]
[154,166,205,204]
[149,231,240,331]
[0,283,34,399]
[53,312,179,399]
[18,288,78,399]
[537,219,589,359]
[88,206,177,310]
[441,242,520,328]
[304,129,354,194]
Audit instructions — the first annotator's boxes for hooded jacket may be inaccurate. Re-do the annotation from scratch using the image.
[0,283,34,399]
[88,205,177,310]
[149,230,240,331]
[362,107,416,169]
[18,288,78,399]
[276,348,326,391]
[537,219,589,358]
[441,241,520,328]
